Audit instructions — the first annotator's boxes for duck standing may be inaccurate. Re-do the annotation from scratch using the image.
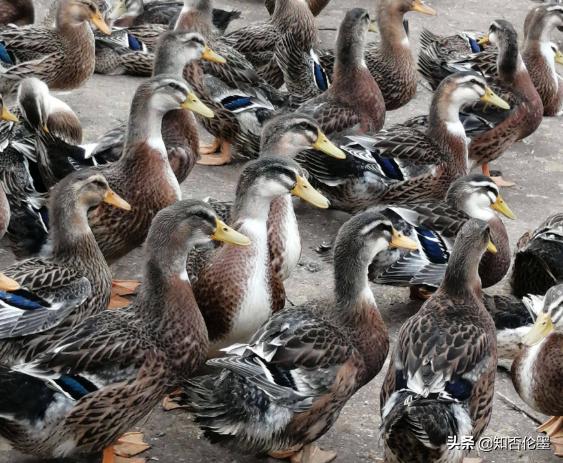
[380,219,498,462]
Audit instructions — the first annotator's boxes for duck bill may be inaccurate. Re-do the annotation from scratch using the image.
[555,50,563,65]
[212,219,251,246]
[368,20,378,32]
[181,92,214,118]
[389,228,418,250]
[0,273,20,291]
[103,189,131,211]
[411,0,436,16]
[1,106,19,123]
[486,239,497,254]
[312,130,346,159]
[523,311,554,346]
[481,87,510,110]
[202,46,226,64]
[90,12,112,35]
[491,195,515,219]
[477,35,490,46]
[109,0,127,20]
[291,175,330,209]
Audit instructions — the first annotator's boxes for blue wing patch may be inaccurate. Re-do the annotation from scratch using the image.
[313,61,329,92]
[415,227,449,264]
[0,42,14,66]
[55,374,98,400]
[468,37,483,54]
[0,289,50,311]
[372,153,404,181]
[445,376,472,401]
[222,95,253,111]
[127,34,143,51]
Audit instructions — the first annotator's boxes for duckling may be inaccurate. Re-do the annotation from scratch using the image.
[0,171,130,365]
[319,0,436,111]
[297,8,385,135]
[179,210,416,463]
[511,284,563,456]
[0,0,111,94]
[190,156,330,356]
[511,213,563,298]
[85,75,213,264]
[380,219,498,463]
[419,20,544,186]
[523,4,563,116]
[372,174,515,293]
[0,0,34,25]
[0,200,249,462]
[296,71,509,213]
[92,31,225,184]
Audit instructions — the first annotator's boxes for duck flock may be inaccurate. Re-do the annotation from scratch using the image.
[0,0,561,461]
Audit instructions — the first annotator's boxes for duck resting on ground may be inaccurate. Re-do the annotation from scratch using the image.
[177,210,416,463]
[380,219,498,463]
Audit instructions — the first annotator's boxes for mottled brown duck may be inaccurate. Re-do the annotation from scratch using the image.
[511,284,563,456]
[0,0,111,94]
[380,219,498,463]
[0,171,130,366]
[0,0,34,25]
[178,210,417,463]
[0,200,249,463]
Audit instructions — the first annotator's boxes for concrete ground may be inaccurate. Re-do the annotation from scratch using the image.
[0,0,562,461]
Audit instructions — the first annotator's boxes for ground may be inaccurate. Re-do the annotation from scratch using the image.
[0,0,562,461]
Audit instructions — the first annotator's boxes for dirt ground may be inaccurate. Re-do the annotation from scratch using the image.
[0,0,562,461]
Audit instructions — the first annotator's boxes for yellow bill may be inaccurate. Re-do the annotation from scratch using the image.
[1,106,19,123]
[481,86,510,110]
[212,218,251,246]
[202,46,226,64]
[491,195,515,220]
[103,189,131,211]
[90,11,111,35]
[312,129,346,159]
[0,273,20,291]
[487,239,497,254]
[555,49,563,65]
[389,228,418,251]
[291,175,330,209]
[181,91,214,118]
[477,35,490,46]
[368,20,378,33]
[523,311,554,346]
[411,0,437,16]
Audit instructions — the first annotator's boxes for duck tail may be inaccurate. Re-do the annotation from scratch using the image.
[211,8,242,34]
[381,390,465,451]
[417,40,449,91]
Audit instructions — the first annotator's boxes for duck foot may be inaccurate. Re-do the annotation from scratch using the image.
[409,286,434,301]
[102,446,116,463]
[551,434,563,457]
[110,280,140,309]
[113,432,150,459]
[538,416,563,436]
[199,138,221,155]
[162,389,187,411]
[481,164,515,187]
[293,445,337,463]
[197,141,232,166]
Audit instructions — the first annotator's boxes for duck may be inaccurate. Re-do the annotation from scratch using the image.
[110,0,241,34]
[92,31,225,185]
[188,156,330,356]
[0,171,131,366]
[511,284,563,456]
[0,0,34,25]
[0,200,250,463]
[319,0,436,111]
[84,75,213,264]
[202,112,344,284]
[0,0,111,94]
[380,218,498,463]
[296,71,510,213]
[177,210,416,463]
[371,174,515,296]
[418,19,544,186]
[523,4,563,116]
[511,212,563,298]
[296,8,385,135]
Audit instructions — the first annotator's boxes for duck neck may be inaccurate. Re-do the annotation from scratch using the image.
[377,6,409,55]
[273,0,317,46]
[442,242,484,300]
[497,36,523,83]
[232,189,276,224]
[153,48,187,76]
[175,1,212,36]
[124,95,167,159]
[50,201,105,269]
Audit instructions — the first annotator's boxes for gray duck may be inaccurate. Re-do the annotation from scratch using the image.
[0,171,130,366]
[178,210,416,463]
[380,219,498,463]
[0,200,249,462]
